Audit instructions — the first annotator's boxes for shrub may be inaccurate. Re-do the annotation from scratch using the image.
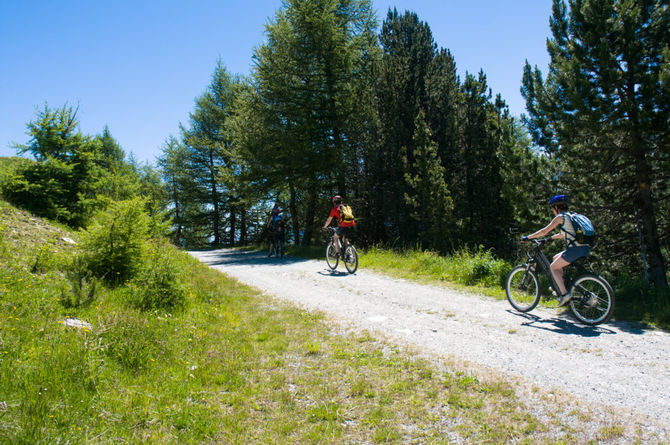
[126,241,187,312]
[78,198,150,284]
[60,256,99,308]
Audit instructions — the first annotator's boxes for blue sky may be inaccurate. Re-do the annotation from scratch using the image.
[0,1,552,164]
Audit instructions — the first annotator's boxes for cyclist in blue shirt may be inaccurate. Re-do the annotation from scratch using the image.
[521,195,590,306]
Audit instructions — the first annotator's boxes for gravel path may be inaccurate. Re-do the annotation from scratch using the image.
[190,248,670,439]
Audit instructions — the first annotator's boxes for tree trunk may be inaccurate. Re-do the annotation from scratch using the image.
[229,204,236,247]
[289,182,300,245]
[634,152,668,287]
[240,206,247,246]
[303,185,318,246]
[209,151,220,246]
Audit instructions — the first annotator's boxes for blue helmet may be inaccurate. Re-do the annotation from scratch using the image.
[549,194,568,206]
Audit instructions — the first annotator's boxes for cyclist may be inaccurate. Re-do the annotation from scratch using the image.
[521,195,590,306]
[322,195,355,258]
[267,204,284,257]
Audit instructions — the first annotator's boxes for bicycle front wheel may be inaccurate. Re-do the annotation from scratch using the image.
[568,274,615,325]
[343,245,358,274]
[505,265,540,312]
[326,242,339,269]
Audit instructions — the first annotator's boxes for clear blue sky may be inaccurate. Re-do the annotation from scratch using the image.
[0,0,552,164]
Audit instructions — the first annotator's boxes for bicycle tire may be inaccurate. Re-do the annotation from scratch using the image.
[506,265,541,312]
[343,245,358,274]
[326,242,339,269]
[568,274,615,325]
[278,240,284,258]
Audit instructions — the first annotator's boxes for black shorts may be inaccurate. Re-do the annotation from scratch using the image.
[335,226,355,239]
[272,231,284,243]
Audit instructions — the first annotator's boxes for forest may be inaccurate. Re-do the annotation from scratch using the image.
[2,0,669,291]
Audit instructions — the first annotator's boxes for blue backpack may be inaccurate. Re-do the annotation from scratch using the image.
[562,212,595,245]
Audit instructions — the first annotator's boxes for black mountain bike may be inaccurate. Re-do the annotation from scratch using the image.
[505,238,615,325]
[271,235,284,258]
[325,227,358,274]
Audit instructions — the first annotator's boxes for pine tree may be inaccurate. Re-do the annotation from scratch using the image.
[375,9,437,245]
[403,111,453,251]
[237,0,378,245]
[522,0,670,287]
[181,62,241,246]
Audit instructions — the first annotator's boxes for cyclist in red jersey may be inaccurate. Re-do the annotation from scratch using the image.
[322,195,355,258]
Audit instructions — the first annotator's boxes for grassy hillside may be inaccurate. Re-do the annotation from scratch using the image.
[0,199,641,443]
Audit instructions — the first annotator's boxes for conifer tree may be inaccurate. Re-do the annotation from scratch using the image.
[182,62,241,246]
[237,0,378,245]
[375,9,437,244]
[522,0,669,287]
[403,111,453,251]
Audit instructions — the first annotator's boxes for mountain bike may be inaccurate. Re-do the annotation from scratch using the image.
[325,227,358,273]
[272,236,284,258]
[505,238,615,325]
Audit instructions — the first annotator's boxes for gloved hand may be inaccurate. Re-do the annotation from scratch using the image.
[520,235,529,242]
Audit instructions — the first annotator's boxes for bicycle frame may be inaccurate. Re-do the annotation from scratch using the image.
[523,240,591,296]
[523,241,561,296]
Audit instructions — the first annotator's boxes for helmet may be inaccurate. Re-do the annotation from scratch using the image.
[549,195,568,206]
[332,195,342,204]
[273,207,280,214]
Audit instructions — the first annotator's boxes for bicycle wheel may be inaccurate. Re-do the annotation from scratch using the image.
[326,242,339,269]
[568,274,615,325]
[343,245,358,274]
[505,265,540,312]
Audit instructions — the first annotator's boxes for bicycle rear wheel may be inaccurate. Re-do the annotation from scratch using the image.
[343,245,358,274]
[326,242,339,269]
[568,274,615,325]
[505,265,540,312]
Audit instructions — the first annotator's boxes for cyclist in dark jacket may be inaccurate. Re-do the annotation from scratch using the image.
[267,204,284,257]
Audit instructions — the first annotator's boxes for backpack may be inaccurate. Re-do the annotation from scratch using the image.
[562,212,595,245]
[338,204,355,223]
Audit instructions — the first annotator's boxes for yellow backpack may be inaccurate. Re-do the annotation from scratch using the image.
[338,204,355,223]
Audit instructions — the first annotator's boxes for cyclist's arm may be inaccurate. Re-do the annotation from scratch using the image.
[323,216,333,229]
[528,215,563,239]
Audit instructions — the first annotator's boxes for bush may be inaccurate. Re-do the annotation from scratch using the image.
[126,241,187,312]
[78,198,150,284]
[60,256,100,308]
[454,248,510,288]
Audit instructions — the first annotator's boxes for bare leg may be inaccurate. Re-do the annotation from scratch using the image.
[333,233,341,254]
[551,253,570,295]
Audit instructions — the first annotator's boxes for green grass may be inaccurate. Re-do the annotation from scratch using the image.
[359,245,511,297]
[0,201,644,443]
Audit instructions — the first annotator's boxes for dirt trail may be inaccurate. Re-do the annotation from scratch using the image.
[190,248,670,438]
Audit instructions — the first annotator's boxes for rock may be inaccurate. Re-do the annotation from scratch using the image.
[62,318,92,330]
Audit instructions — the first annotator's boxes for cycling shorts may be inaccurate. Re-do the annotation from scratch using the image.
[335,226,355,238]
[561,245,590,263]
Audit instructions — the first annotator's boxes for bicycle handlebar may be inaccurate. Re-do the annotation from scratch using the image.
[521,237,551,246]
